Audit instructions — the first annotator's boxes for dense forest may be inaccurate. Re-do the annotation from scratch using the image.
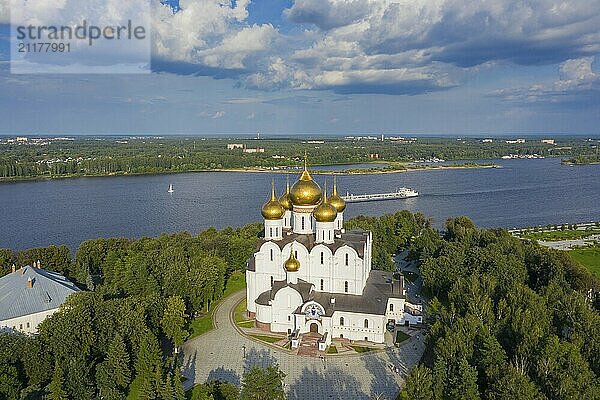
[1,211,599,399]
[0,224,262,399]
[0,136,596,180]
[399,217,600,400]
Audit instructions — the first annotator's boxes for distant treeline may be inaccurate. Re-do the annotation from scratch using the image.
[562,155,600,165]
[0,137,595,180]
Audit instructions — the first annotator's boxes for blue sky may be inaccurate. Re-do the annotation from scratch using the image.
[0,0,599,135]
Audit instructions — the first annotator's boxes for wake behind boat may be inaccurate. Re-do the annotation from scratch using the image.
[342,187,419,203]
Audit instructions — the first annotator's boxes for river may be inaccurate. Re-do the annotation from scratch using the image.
[0,158,598,251]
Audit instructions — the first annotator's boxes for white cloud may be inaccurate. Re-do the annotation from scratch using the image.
[271,0,600,94]
[492,57,600,105]
[0,0,9,24]
[152,0,278,71]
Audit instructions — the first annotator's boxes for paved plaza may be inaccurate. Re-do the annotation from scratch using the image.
[181,291,425,400]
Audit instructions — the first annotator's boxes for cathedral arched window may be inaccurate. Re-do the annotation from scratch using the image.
[271,276,274,286]
[339,317,344,326]
[389,303,394,312]
[364,319,369,328]
[301,216,305,230]
[345,253,349,266]
[320,279,324,290]
[294,250,298,258]
[269,227,273,237]
[270,249,273,261]
[344,281,348,293]
[320,251,324,264]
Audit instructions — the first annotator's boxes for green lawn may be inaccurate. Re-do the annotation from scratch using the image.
[234,299,255,328]
[569,246,600,278]
[188,272,246,339]
[350,345,373,353]
[249,334,282,344]
[395,330,411,344]
[521,229,600,242]
[326,346,338,354]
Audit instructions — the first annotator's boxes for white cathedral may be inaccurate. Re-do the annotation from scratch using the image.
[246,156,422,349]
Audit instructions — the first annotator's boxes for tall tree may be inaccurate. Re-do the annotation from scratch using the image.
[49,363,67,400]
[161,296,188,349]
[240,365,285,400]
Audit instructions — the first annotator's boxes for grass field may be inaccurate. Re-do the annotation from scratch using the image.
[326,346,338,354]
[395,330,411,344]
[188,271,246,339]
[569,246,600,278]
[234,299,255,328]
[249,334,282,344]
[350,345,373,353]
[521,229,600,242]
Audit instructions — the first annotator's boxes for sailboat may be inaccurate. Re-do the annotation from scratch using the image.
[168,184,174,193]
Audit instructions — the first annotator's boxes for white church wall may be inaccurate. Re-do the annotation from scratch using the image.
[255,303,272,324]
[270,287,303,333]
[245,269,257,313]
[308,245,333,291]
[330,311,386,343]
[385,298,406,324]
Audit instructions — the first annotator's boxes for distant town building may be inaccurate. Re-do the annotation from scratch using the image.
[482,139,493,143]
[0,263,80,334]
[506,139,526,144]
[368,153,381,159]
[227,143,245,150]
[306,141,325,144]
[16,137,28,142]
[541,139,555,145]
[243,148,265,154]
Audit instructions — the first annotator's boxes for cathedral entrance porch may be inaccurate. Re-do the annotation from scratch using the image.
[298,331,323,357]
[309,322,319,333]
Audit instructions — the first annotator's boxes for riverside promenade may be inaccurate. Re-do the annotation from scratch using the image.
[181,290,425,400]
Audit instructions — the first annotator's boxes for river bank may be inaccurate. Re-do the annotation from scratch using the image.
[0,162,498,183]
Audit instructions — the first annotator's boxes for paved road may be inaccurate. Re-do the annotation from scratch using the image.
[539,234,600,250]
[181,291,425,400]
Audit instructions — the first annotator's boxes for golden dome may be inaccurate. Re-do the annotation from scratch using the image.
[328,176,346,212]
[261,180,285,220]
[284,247,301,272]
[313,184,337,223]
[290,152,322,206]
[278,176,293,211]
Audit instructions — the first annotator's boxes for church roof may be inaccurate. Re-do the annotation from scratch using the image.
[0,266,80,321]
[310,271,406,316]
[254,271,406,316]
[256,279,313,306]
[256,228,369,258]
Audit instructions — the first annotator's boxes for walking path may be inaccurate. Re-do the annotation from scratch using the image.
[181,290,425,400]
